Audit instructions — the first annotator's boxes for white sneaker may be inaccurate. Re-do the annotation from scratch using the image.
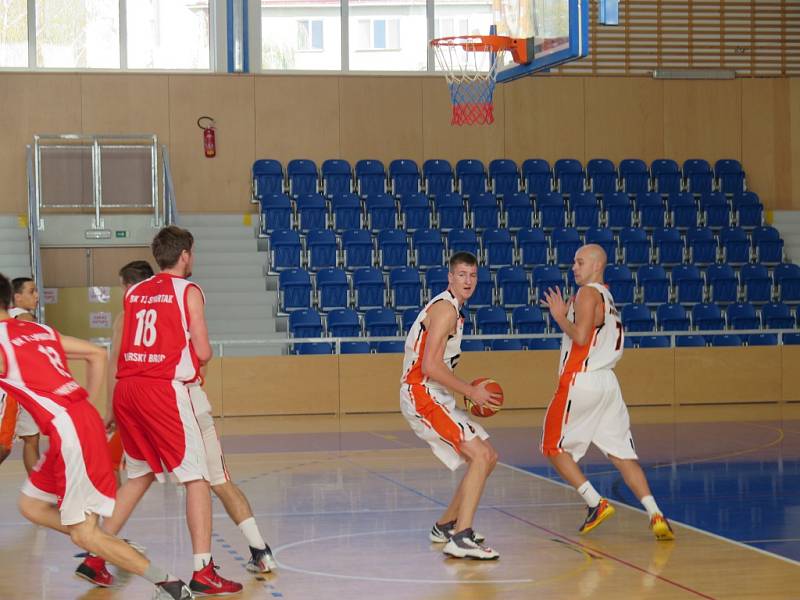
[152,580,193,599]
[245,544,277,573]
[429,521,486,543]
[442,529,499,560]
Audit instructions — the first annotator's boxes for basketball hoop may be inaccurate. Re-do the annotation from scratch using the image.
[431,35,533,126]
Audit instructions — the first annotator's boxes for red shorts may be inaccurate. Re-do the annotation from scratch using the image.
[23,400,116,525]
[113,377,209,483]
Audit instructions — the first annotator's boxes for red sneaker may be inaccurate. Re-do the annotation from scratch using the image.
[75,555,114,587]
[189,559,243,596]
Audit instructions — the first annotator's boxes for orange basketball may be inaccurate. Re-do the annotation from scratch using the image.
[464,378,504,417]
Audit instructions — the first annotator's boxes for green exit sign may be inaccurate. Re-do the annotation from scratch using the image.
[115,230,128,238]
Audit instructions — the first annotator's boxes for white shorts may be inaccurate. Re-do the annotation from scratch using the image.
[542,369,638,462]
[400,383,489,471]
[16,406,39,437]
[188,385,230,486]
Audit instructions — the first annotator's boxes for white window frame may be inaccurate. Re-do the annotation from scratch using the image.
[296,18,324,52]
[356,18,401,52]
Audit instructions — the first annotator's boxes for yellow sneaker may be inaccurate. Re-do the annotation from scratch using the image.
[579,498,616,534]
[650,514,675,541]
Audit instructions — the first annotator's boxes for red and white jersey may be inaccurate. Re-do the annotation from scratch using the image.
[401,290,464,389]
[0,319,87,435]
[559,282,624,376]
[116,273,204,382]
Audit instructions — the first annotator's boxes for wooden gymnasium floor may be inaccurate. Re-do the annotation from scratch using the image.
[0,410,797,600]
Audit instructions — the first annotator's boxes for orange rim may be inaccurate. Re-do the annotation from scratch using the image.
[430,35,533,65]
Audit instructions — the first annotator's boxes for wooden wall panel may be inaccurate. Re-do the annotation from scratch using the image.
[89,247,154,286]
[584,78,664,163]
[168,75,255,213]
[663,80,742,164]
[0,74,82,214]
[504,77,585,163]
[41,247,150,288]
[790,78,800,210]
[421,78,506,164]
[254,76,340,164]
[203,360,223,416]
[340,76,424,164]
[675,347,782,405]
[80,74,170,139]
[782,346,800,402]
[616,348,674,406]
[339,354,403,413]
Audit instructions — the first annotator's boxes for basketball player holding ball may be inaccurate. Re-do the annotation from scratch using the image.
[400,251,502,560]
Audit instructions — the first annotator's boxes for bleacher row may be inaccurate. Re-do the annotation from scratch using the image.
[250,157,800,354]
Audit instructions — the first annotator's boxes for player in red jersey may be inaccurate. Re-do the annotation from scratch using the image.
[85,227,242,596]
[0,273,192,600]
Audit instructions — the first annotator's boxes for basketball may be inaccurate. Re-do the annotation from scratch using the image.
[464,378,504,417]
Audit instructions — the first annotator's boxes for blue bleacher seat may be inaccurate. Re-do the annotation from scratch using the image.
[686,227,718,266]
[342,229,374,270]
[434,192,466,231]
[447,228,479,256]
[692,302,725,331]
[321,159,352,196]
[706,263,739,304]
[389,159,420,196]
[762,302,793,329]
[710,334,743,347]
[512,305,548,335]
[528,337,561,350]
[389,267,422,309]
[620,227,650,266]
[537,191,568,230]
[331,193,361,232]
[376,341,405,353]
[653,227,684,266]
[423,159,454,196]
[740,263,772,304]
[700,192,731,230]
[726,302,759,330]
[340,341,371,354]
[606,264,635,305]
[571,192,601,230]
[278,268,312,311]
[456,159,487,197]
[269,229,302,271]
[461,339,486,352]
[287,159,318,196]
[782,333,800,345]
[747,333,778,346]
[252,159,283,199]
[584,228,616,263]
[636,191,666,230]
[622,303,655,332]
[465,266,494,310]
[469,192,500,230]
[733,192,763,229]
[752,226,784,265]
[365,193,397,232]
[307,229,337,271]
[619,159,649,194]
[260,193,293,233]
[327,307,361,337]
[651,159,681,194]
[554,159,585,195]
[521,159,553,196]
[720,227,751,265]
[475,306,510,342]
[399,193,432,231]
[353,267,385,311]
[533,265,564,302]
[482,228,514,269]
[502,191,534,230]
[413,229,445,270]
[489,159,520,197]
[295,342,333,355]
[675,334,706,347]
[518,228,549,267]
[401,307,421,333]
[667,192,698,230]
[425,266,449,298]
[497,266,529,308]
[774,263,800,304]
[657,303,691,331]
[715,159,745,195]
[316,267,349,311]
[625,335,641,348]
[364,307,398,337]
[289,308,323,337]
[672,264,704,304]
[683,159,713,194]
[586,159,617,195]
[296,193,328,233]
[552,227,581,267]
[638,265,670,305]
[638,335,670,348]
[604,192,634,230]
[355,159,386,196]
[377,229,410,270]
[491,338,524,351]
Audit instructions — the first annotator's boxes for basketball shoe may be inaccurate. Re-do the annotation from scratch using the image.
[650,514,675,541]
[429,520,485,543]
[189,559,243,596]
[153,580,193,599]
[578,498,615,534]
[442,528,499,560]
[75,555,114,587]
[245,544,277,573]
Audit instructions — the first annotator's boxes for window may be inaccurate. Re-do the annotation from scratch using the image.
[357,19,400,51]
[348,0,425,71]
[36,0,119,68]
[297,19,323,51]
[262,0,340,70]
[0,0,27,67]
[127,0,210,69]
[434,17,469,39]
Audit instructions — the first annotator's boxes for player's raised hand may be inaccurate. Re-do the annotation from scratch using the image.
[541,286,568,319]
[468,379,503,407]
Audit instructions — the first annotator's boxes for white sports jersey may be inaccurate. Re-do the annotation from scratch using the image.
[401,290,464,389]
[559,282,624,375]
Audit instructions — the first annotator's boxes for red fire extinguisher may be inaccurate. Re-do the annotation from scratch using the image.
[197,116,216,158]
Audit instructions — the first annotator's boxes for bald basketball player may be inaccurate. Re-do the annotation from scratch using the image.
[540,244,675,541]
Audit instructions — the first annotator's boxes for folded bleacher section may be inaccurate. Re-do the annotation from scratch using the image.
[251,158,800,354]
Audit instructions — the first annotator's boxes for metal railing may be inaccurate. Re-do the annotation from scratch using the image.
[25,145,44,323]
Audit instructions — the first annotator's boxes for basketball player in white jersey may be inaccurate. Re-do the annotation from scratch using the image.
[541,244,674,540]
[401,252,502,560]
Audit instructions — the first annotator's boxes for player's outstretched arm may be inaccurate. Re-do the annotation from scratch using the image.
[186,286,212,365]
[543,286,599,346]
[61,335,107,406]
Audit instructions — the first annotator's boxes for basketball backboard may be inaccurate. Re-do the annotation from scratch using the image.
[493,0,588,82]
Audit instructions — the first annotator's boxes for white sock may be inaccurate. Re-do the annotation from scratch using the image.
[237,517,267,550]
[193,553,212,572]
[577,480,601,507]
[641,495,661,517]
